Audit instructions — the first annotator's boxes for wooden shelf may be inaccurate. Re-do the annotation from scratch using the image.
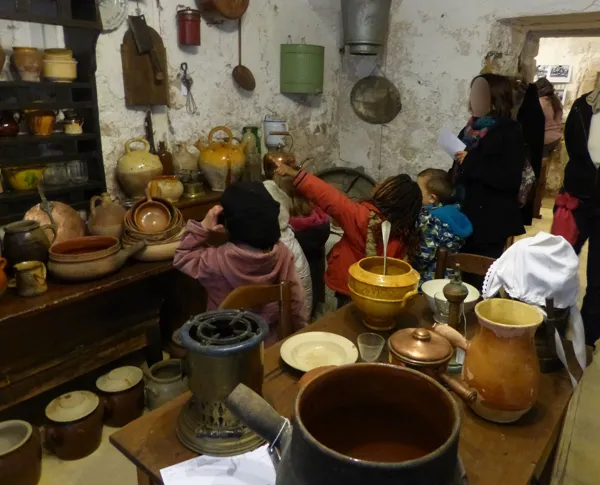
[0,100,95,111]
[0,81,94,89]
[0,181,103,202]
[0,151,100,166]
[0,0,101,31]
[0,133,96,147]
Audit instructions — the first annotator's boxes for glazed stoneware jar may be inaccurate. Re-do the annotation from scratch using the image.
[0,420,42,485]
[3,220,57,268]
[145,359,188,410]
[196,126,246,191]
[117,138,163,199]
[96,366,145,427]
[11,47,43,82]
[147,176,184,202]
[44,391,103,460]
[347,256,420,331]
[434,298,544,424]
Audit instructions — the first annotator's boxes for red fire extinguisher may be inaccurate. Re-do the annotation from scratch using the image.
[177,6,201,46]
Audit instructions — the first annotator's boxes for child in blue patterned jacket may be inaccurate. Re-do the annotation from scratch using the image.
[414,169,473,287]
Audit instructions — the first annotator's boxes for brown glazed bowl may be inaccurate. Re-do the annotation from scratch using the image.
[97,366,145,427]
[44,391,103,461]
[0,420,42,485]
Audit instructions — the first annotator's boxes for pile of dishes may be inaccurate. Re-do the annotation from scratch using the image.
[122,192,185,261]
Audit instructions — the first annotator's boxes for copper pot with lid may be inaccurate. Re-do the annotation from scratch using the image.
[388,327,477,403]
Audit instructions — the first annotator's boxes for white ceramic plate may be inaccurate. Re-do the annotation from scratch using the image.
[98,0,127,31]
[280,332,358,373]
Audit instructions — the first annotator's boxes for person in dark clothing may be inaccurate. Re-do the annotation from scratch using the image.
[515,80,546,226]
[451,73,526,263]
[559,90,600,346]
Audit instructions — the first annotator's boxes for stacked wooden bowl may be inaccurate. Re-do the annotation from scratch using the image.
[122,195,185,261]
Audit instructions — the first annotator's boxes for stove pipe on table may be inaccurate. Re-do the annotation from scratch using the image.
[176,309,269,456]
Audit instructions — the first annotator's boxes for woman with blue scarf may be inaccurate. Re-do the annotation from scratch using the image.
[450,73,526,262]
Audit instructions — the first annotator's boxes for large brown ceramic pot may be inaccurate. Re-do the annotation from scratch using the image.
[434,299,544,424]
[3,220,57,268]
[96,366,145,427]
[44,391,103,460]
[0,420,42,485]
[11,47,42,82]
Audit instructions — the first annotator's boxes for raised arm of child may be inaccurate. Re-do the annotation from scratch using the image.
[173,205,225,282]
[275,164,362,236]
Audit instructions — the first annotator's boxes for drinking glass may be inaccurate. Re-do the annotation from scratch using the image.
[434,292,450,324]
[67,160,88,183]
[357,333,385,362]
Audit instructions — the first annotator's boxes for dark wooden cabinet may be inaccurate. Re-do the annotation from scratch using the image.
[0,0,105,224]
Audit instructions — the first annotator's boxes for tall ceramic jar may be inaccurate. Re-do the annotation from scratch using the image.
[0,420,42,485]
[196,126,246,191]
[117,138,163,199]
[11,47,43,82]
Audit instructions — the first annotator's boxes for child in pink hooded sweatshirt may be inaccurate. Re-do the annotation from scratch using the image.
[174,181,308,346]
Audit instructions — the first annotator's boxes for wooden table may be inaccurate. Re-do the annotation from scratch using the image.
[110,299,573,485]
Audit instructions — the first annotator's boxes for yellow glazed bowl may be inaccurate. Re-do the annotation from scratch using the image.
[348,256,420,331]
[3,166,46,191]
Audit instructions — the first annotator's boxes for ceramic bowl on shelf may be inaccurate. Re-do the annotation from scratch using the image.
[2,166,46,191]
[25,109,57,136]
[43,58,77,83]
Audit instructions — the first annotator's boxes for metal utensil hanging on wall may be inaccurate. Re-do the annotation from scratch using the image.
[350,69,402,124]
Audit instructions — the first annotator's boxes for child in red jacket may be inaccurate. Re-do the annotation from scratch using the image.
[275,165,422,308]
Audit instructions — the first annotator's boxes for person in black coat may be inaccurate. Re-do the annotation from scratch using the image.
[560,90,600,345]
[451,73,526,261]
[516,81,546,226]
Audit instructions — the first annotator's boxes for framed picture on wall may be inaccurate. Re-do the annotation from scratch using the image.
[535,65,550,81]
[547,65,572,83]
[555,87,568,104]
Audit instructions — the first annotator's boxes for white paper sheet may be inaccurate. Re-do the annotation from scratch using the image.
[160,446,276,485]
[438,128,466,158]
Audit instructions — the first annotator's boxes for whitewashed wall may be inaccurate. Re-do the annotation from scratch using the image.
[536,36,600,111]
[337,0,600,181]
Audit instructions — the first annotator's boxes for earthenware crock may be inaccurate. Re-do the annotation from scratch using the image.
[3,220,57,268]
[433,298,544,423]
[226,364,461,485]
[11,47,42,82]
[148,176,184,202]
[348,256,420,331]
[196,126,246,191]
[87,193,126,239]
[97,366,145,427]
[145,359,188,410]
[0,420,42,485]
[44,391,103,460]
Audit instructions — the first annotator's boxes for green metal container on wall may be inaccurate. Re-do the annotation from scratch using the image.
[280,42,325,95]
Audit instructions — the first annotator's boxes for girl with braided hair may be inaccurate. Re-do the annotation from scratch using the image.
[274,162,422,308]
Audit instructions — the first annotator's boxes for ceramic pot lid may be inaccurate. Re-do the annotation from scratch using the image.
[45,391,99,423]
[96,366,143,393]
[388,328,453,366]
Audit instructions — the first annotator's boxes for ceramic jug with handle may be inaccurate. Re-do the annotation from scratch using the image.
[117,138,163,198]
[3,220,57,268]
[88,193,126,239]
[433,298,544,423]
[226,363,462,485]
[196,126,247,191]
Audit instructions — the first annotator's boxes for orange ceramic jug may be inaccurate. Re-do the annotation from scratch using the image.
[0,258,7,298]
[434,298,543,424]
[196,126,247,191]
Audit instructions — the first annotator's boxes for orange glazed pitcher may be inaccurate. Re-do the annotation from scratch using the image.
[434,298,544,423]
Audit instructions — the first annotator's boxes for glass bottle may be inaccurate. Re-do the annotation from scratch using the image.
[241,127,262,182]
[157,141,175,175]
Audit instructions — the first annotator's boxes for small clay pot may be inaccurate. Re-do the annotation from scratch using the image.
[44,391,103,461]
[97,366,145,427]
[0,420,42,485]
[145,359,188,410]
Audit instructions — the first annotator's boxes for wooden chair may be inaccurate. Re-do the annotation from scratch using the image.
[218,282,293,340]
[434,247,496,279]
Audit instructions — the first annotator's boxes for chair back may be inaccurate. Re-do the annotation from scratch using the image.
[218,282,293,340]
[435,247,496,279]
